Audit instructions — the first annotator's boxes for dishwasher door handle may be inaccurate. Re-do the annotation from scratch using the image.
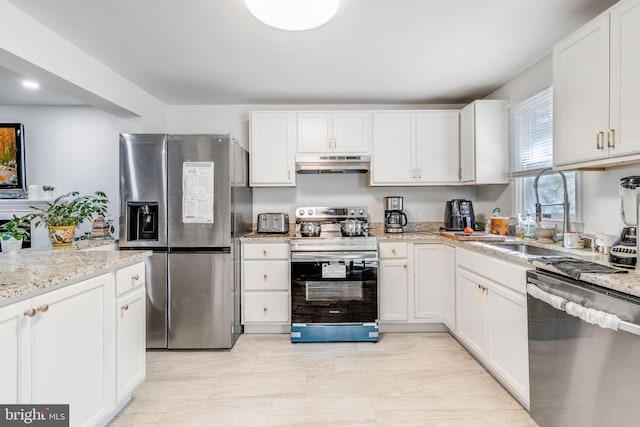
[528,281,640,334]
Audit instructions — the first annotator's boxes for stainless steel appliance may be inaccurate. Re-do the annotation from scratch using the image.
[384,196,407,233]
[119,133,252,349]
[444,199,476,231]
[295,155,370,173]
[257,212,289,234]
[290,206,378,342]
[527,270,640,427]
[609,176,640,267]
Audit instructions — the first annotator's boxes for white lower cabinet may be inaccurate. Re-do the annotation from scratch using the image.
[378,242,453,328]
[115,263,146,403]
[241,241,290,332]
[0,261,147,427]
[454,248,530,407]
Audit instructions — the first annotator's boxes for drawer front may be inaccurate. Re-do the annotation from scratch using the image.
[116,263,146,296]
[244,292,290,323]
[244,260,289,291]
[243,243,289,260]
[378,242,408,259]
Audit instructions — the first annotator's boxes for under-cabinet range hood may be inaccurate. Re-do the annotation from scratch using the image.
[295,155,370,174]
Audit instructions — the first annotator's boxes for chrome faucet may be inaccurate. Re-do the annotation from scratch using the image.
[533,167,571,236]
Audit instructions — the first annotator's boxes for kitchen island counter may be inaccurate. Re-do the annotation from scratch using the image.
[0,248,150,307]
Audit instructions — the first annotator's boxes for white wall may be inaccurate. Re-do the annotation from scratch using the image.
[167,104,480,223]
[0,106,143,236]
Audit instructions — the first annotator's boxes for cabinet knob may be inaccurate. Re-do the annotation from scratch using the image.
[391,249,396,255]
[121,304,129,312]
[23,308,36,318]
[132,274,140,281]
[417,169,421,179]
[403,264,407,268]
[263,250,267,256]
[37,304,49,313]
[263,307,268,312]
[263,273,268,280]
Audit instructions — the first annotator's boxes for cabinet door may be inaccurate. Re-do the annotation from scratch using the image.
[609,0,640,158]
[31,274,114,427]
[333,112,370,153]
[415,111,459,183]
[371,113,415,184]
[441,245,456,331]
[456,268,487,358]
[243,260,289,291]
[379,259,408,321]
[250,112,296,186]
[244,292,290,322]
[553,14,610,166]
[116,286,146,403]
[413,245,445,321]
[0,300,31,403]
[487,282,529,404]
[298,113,332,153]
[459,103,475,183]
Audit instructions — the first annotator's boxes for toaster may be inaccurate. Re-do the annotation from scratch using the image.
[257,213,290,234]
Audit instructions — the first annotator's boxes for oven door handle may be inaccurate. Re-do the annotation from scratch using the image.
[291,251,378,262]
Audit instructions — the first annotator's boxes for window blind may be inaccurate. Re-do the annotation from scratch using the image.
[507,87,553,177]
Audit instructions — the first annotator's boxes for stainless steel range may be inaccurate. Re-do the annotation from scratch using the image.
[290,206,378,343]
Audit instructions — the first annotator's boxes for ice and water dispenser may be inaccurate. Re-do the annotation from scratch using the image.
[127,202,159,241]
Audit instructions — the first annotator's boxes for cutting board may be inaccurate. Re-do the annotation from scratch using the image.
[440,231,507,241]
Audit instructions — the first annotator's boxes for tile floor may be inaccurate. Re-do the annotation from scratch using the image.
[109,333,539,427]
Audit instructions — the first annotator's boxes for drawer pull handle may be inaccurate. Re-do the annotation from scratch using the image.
[24,308,36,317]
[37,304,49,313]
[596,131,604,150]
[121,304,129,312]
[132,274,140,281]
[608,128,615,148]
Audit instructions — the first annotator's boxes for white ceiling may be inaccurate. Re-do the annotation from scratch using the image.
[2,0,619,106]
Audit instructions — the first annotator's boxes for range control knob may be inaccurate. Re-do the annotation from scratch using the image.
[358,209,365,215]
[307,209,313,215]
[349,209,355,216]
[298,209,305,216]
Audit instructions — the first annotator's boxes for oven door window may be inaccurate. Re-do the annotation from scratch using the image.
[306,281,363,301]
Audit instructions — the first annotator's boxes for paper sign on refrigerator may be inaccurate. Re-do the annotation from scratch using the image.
[182,161,214,224]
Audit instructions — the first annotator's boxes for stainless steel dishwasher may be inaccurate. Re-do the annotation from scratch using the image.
[527,270,640,427]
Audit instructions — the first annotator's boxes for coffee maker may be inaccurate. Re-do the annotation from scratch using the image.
[609,176,640,268]
[444,199,476,231]
[384,196,408,233]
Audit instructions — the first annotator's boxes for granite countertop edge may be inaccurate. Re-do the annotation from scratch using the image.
[0,248,152,308]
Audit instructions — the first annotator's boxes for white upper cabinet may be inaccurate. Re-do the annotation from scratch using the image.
[554,0,640,169]
[297,112,370,154]
[460,100,508,184]
[249,112,296,187]
[371,110,460,185]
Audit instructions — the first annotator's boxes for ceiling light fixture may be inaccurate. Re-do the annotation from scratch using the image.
[245,0,339,31]
[22,80,40,89]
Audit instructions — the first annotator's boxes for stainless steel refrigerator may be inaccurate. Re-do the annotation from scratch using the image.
[119,134,252,349]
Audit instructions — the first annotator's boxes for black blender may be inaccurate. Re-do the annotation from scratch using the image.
[609,176,640,268]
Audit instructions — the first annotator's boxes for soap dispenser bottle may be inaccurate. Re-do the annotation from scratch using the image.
[523,211,536,239]
[515,213,525,238]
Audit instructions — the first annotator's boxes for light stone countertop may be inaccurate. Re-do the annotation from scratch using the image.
[0,247,151,307]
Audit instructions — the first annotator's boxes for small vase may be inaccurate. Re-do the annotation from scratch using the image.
[48,225,76,247]
[1,237,23,255]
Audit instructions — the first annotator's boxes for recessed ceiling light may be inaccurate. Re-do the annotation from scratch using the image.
[22,80,40,89]
[245,0,339,31]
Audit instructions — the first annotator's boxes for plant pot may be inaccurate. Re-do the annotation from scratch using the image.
[0,237,23,255]
[48,225,76,247]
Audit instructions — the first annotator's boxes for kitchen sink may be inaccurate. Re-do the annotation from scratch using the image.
[483,242,568,257]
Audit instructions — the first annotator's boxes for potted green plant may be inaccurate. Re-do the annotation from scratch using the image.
[31,191,110,247]
[0,214,31,254]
